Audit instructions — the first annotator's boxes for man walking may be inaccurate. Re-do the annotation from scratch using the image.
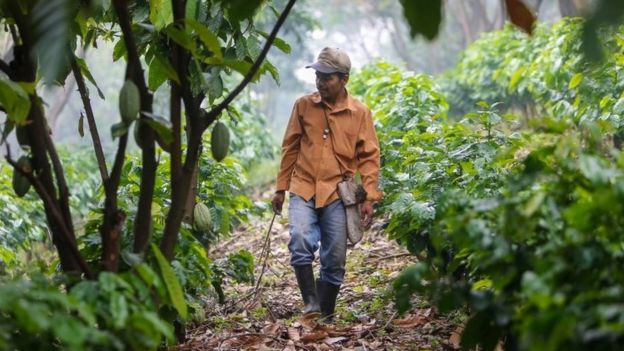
[271,47,381,321]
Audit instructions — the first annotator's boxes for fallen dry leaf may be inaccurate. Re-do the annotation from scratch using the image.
[420,307,433,318]
[299,315,318,330]
[282,340,296,351]
[449,325,463,349]
[222,334,263,348]
[287,327,300,342]
[300,330,329,343]
[393,314,427,328]
[261,322,281,336]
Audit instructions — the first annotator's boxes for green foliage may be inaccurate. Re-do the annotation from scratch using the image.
[355,48,624,349]
[152,244,188,320]
[0,148,99,254]
[442,19,624,126]
[399,125,624,351]
[0,0,284,347]
[0,272,174,350]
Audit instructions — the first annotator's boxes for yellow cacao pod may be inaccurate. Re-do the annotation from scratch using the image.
[193,202,212,232]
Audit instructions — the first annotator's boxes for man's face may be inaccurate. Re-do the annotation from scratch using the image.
[316,72,348,101]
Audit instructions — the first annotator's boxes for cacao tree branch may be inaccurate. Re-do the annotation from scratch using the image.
[170,0,185,189]
[204,0,297,123]
[70,55,109,184]
[159,0,195,260]
[43,120,74,234]
[160,0,297,260]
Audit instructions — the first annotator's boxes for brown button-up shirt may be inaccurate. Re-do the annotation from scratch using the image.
[276,91,382,208]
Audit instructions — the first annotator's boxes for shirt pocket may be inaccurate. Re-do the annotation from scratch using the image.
[333,130,358,158]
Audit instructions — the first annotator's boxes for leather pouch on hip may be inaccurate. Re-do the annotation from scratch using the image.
[337,176,367,245]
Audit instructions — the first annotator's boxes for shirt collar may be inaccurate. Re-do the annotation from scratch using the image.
[312,89,357,113]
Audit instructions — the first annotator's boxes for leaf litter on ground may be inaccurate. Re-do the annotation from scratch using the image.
[173,189,463,350]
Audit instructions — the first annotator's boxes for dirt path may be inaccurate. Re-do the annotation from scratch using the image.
[174,194,462,350]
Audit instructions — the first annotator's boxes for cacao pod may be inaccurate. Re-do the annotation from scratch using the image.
[119,80,140,124]
[134,120,147,149]
[12,156,32,197]
[193,202,212,232]
[16,126,29,146]
[210,121,229,162]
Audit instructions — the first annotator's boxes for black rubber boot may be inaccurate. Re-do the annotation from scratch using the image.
[317,279,341,322]
[294,265,320,316]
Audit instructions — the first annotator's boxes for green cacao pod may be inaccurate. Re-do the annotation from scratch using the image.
[193,202,212,232]
[133,120,147,149]
[16,126,29,146]
[119,80,140,124]
[12,156,32,197]
[210,121,229,162]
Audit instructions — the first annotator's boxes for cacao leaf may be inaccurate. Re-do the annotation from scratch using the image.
[224,0,264,22]
[150,0,173,30]
[32,0,75,83]
[151,244,188,320]
[76,57,105,99]
[186,19,223,60]
[111,122,128,139]
[0,77,31,123]
[142,112,173,145]
[256,30,291,54]
[569,73,584,89]
[78,112,84,137]
[399,0,442,40]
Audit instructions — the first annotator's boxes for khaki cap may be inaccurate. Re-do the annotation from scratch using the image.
[306,47,351,74]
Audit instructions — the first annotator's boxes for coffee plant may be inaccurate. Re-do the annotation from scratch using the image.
[352,17,624,350]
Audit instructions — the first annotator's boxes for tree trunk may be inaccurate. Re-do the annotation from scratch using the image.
[7,6,88,276]
[558,0,589,17]
[452,0,475,45]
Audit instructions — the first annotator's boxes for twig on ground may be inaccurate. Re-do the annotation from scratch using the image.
[382,311,398,331]
[369,252,412,262]
[253,213,276,295]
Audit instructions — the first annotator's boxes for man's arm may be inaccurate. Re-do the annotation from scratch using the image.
[356,109,381,228]
[272,102,303,214]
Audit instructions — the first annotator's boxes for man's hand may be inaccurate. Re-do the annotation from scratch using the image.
[272,191,286,215]
[360,200,374,229]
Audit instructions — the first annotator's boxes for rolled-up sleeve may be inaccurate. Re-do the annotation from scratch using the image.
[276,101,302,191]
[356,109,382,201]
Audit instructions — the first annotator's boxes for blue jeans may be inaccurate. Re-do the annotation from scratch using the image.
[288,194,348,286]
